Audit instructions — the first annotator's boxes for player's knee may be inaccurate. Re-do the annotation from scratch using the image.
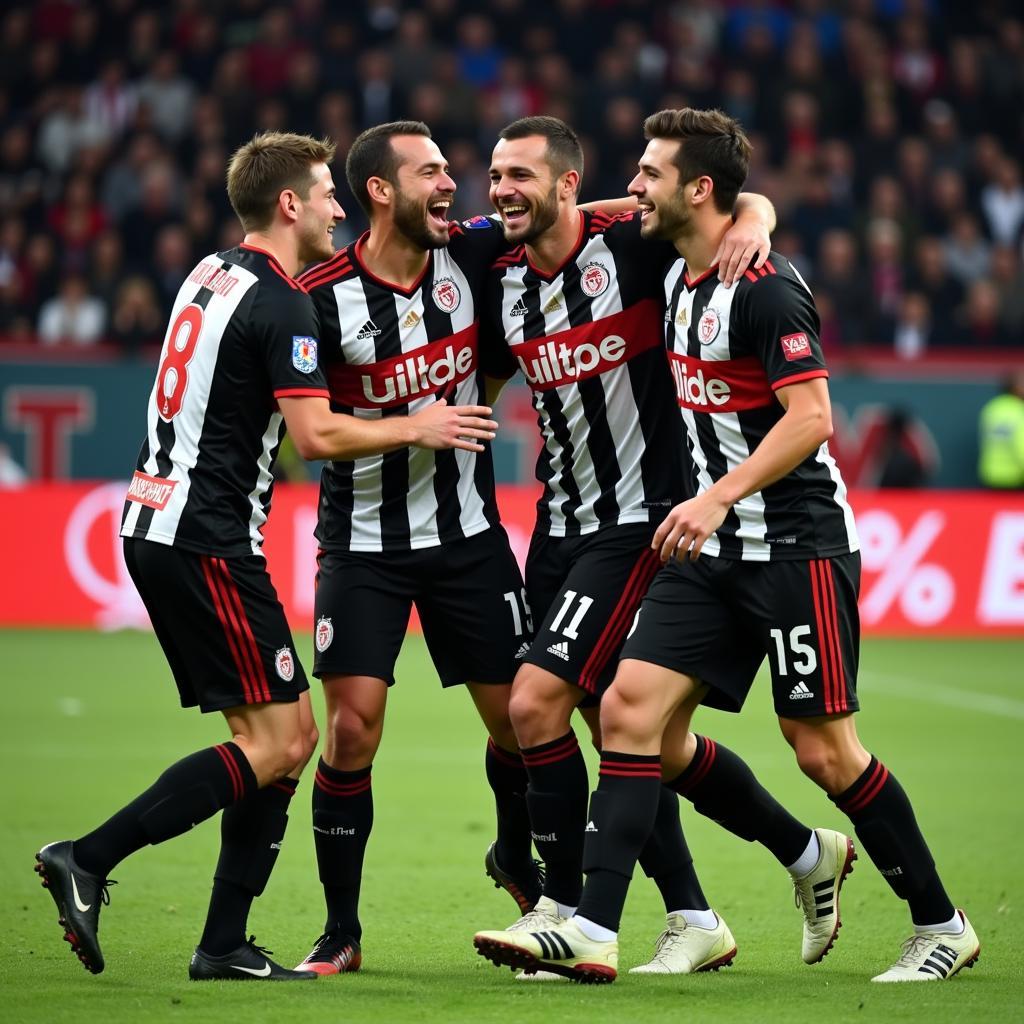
[325,704,380,764]
[508,667,563,745]
[599,681,655,748]
[788,727,844,791]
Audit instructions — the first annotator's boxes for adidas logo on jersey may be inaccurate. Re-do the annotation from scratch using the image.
[676,307,689,326]
[402,310,421,329]
[510,297,527,317]
[546,640,570,661]
[543,294,563,314]
[789,681,814,700]
[356,319,382,340]
[584,821,599,833]
[515,641,531,660]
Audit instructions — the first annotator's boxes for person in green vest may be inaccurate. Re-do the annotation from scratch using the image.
[978,369,1024,489]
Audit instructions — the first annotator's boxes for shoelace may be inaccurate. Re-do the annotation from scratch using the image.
[245,935,274,958]
[647,923,687,966]
[892,934,933,969]
[509,907,563,932]
[97,879,117,906]
[792,877,818,917]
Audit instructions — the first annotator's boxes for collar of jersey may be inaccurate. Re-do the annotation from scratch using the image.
[525,210,586,281]
[683,263,719,289]
[352,231,431,296]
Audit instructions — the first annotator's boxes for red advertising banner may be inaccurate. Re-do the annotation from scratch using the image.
[1,484,1022,635]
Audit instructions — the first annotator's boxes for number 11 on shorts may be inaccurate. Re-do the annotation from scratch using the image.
[549,590,594,640]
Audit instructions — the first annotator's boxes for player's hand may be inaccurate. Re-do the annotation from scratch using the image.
[409,399,498,452]
[714,218,769,288]
[652,493,730,563]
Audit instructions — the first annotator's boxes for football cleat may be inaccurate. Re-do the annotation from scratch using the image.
[35,840,115,975]
[484,841,544,914]
[629,912,737,974]
[474,918,618,983]
[792,828,856,964]
[514,969,566,982]
[872,912,980,982]
[189,936,317,981]
[293,931,362,975]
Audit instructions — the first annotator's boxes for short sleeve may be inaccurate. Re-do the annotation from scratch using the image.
[735,270,828,390]
[254,284,330,399]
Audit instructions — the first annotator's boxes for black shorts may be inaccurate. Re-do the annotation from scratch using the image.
[313,527,530,687]
[523,524,662,698]
[621,552,861,718]
[123,538,308,714]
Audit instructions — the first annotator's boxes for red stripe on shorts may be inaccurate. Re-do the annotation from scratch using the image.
[201,556,256,705]
[214,558,271,702]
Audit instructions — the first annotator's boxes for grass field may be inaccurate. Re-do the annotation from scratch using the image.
[3,630,1022,1023]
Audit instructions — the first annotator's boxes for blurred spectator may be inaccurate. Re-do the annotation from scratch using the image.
[814,229,871,345]
[865,217,905,337]
[990,245,1024,336]
[88,230,127,312]
[37,274,105,346]
[890,291,935,359]
[83,60,138,144]
[953,279,1014,347]
[136,52,196,144]
[911,237,960,322]
[980,157,1024,248]
[942,212,992,287]
[388,10,440,93]
[246,8,309,98]
[978,370,1024,489]
[108,276,164,352]
[456,14,503,88]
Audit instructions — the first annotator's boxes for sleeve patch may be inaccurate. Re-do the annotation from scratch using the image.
[463,215,494,229]
[780,332,812,361]
[291,336,319,373]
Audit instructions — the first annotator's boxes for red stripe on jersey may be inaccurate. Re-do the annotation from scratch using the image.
[274,387,330,399]
[771,369,829,391]
[764,260,776,275]
[298,250,348,286]
[299,259,353,292]
[684,265,718,288]
[213,743,244,801]
[515,298,662,392]
[240,243,301,290]
[821,559,847,712]
[214,557,271,702]
[743,270,758,283]
[201,556,256,705]
[579,547,660,693]
[668,352,774,413]
[327,323,479,409]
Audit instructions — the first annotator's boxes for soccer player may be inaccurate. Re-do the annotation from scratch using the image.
[35,131,497,981]
[290,122,536,975]
[474,109,979,983]
[474,116,852,976]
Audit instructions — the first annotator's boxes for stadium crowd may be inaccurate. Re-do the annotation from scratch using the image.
[1,0,1022,352]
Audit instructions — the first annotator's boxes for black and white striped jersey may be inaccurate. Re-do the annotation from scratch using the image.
[663,252,859,561]
[484,210,681,537]
[120,244,329,556]
[298,218,508,552]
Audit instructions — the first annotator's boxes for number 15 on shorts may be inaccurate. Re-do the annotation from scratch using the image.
[769,625,818,676]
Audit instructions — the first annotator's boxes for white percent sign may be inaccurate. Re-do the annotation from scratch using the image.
[859,509,955,626]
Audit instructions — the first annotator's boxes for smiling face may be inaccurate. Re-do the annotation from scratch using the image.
[388,134,456,250]
[296,161,344,264]
[488,135,563,245]
[628,138,691,242]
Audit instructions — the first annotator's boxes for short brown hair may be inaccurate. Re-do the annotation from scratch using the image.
[226,131,336,232]
[642,109,751,213]
[499,116,584,193]
[345,121,432,217]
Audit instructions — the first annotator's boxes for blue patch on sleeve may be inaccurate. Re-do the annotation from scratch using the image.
[463,215,494,230]
[292,336,319,373]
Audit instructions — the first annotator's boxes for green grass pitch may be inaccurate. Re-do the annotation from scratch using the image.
[3,630,1022,1023]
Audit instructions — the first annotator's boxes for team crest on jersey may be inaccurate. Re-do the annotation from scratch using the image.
[581,261,610,297]
[432,277,461,312]
[274,647,295,681]
[462,215,494,229]
[697,308,720,344]
[315,616,334,652]
[292,336,319,373]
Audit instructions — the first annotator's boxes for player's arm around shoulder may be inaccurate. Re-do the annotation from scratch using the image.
[280,397,499,462]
